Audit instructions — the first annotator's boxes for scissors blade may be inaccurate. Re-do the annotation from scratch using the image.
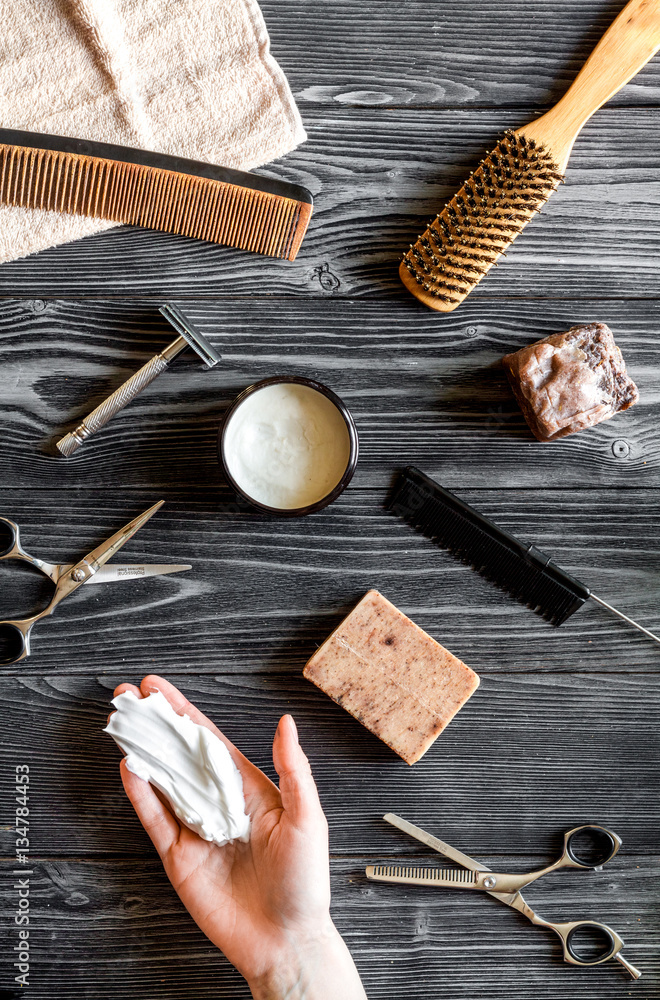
[382,813,520,907]
[384,814,490,872]
[67,501,165,583]
[366,864,478,887]
[74,563,192,584]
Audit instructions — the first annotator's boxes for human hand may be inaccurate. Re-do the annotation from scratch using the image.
[109,675,367,1000]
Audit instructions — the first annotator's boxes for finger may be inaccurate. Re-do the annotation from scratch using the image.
[113,682,142,699]
[139,674,245,755]
[139,675,274,802]
[107,682,142,724]
[119,757,180,858]
[272,715,324,827]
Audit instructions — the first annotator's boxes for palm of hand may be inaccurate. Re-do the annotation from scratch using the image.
[112,675,331,984]
[163,774,330,980]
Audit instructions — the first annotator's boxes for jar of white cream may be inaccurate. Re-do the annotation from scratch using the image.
[218,376,358,515]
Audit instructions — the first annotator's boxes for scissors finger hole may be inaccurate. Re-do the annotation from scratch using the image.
[0,623,26,666]
[567,826,617,867]
[566,923,617,964]
[0,519,17,557]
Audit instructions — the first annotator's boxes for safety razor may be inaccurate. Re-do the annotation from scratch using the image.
[56,303,221,457]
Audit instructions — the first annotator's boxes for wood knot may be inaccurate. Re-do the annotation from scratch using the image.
[312,263,341,292]
[611,439,630,459]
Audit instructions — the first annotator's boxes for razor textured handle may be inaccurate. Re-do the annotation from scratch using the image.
[57,354,169,457]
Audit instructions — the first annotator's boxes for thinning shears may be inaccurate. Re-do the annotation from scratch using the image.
[0,502,191,665]
[366,813,641,979]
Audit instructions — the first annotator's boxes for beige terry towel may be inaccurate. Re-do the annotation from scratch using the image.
[0,0,306,263]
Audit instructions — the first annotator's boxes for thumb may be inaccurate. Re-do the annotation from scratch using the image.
[272,715,324,827]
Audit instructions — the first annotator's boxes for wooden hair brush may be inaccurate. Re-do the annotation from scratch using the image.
[401,0,660,312]
[0,129,313,260]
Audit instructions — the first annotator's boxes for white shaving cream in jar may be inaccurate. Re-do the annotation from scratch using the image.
[222,382,352,510]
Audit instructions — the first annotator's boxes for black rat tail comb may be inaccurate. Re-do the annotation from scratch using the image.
[389,467,660,645]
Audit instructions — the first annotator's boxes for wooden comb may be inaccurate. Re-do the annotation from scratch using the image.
[0,129,313,260]
[401,0,660,312]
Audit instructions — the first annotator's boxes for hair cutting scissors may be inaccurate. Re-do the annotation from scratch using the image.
[366,813,641,979]
[0,502,191,665]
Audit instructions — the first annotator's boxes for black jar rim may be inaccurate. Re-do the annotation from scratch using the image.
[218,375,359,517]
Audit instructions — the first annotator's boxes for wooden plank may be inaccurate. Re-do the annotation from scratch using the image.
[262,0,660,108]
[0,108,657,299]
[0,2,658,997]
[1,297,658,489]
[1,488,660,673]
[0,673,658,856]
[0,856,657,998]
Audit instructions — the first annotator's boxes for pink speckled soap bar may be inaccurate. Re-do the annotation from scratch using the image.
[303,590,480,764]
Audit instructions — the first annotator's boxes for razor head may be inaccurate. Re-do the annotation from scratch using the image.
[160,303,221,368]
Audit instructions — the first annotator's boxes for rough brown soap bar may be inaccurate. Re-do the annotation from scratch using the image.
[303,590,480,764]
[503,323,638,442]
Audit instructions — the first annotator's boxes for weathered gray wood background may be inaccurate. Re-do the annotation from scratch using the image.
[1,1,659,997]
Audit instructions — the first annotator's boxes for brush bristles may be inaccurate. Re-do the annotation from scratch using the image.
[400,130,563,312]
[390,474,586,627]
[0,142,312,260]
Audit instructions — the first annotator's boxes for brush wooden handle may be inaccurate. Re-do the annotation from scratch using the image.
[519,0,660,170]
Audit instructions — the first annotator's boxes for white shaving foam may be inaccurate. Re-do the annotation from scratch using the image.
[105,690,250,846]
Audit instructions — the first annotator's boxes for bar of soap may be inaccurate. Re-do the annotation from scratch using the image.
[303,590,480,764]
[503,323,638,442]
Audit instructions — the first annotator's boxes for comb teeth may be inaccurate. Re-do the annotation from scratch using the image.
[0,140,312,260]
[369,865,477,884]
[389,468,589,626]
[400,130,563,312]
